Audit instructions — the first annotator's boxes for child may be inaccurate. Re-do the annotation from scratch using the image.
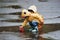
[20,5,44,34]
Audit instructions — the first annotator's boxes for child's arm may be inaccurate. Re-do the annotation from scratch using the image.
[37,15,44,24]
[19,19,28,32]
[22,19,28,27]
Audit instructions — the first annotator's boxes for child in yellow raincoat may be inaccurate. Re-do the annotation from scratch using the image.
[20,5,44,34]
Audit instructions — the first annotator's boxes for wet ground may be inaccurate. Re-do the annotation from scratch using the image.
[0,24,60,40]
[0,32,49,40]
[1,31,60,40]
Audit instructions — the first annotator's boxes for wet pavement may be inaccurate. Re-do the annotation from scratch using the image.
[0,32,24,40]
[0,24,60,40]
[1,31,60,40]
[0,32,48,40]
[40,30,60,40]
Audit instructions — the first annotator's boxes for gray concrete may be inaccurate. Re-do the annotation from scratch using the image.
[0,32,39,40]
[0,8,21,13]
[40,30,60,40]
[0,15,19,20]
[0,22,22,27]
[0,31,60,40]
[0,32,28,40]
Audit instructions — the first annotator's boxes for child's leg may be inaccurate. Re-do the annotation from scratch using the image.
[32,26,38,32]
[29,22,38,34]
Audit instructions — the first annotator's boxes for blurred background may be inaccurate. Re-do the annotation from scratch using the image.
[0,0,60,40]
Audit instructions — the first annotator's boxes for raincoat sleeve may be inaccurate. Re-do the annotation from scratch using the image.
[37,15,44,24]
[22,19,28,27]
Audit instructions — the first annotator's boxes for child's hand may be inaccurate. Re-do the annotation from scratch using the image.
[19,25,24,33]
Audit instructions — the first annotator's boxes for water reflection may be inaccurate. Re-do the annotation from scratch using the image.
[19,31,46,40]
[0,31,56,40]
